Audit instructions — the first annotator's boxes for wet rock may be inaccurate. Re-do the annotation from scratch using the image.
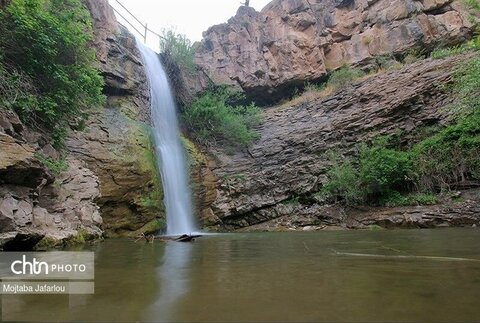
[1,232,45,251]
[66,0,166,235]
[236,188,480,231]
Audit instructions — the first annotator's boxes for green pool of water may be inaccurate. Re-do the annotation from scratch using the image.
[2,228,480,322]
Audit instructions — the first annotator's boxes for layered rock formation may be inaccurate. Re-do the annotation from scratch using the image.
[67,0,164,236]
[195,0,478,103]
[0,110,102,250]
[204,54,480,230]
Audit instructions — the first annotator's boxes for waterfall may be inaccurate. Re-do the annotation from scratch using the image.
[136,40,197,236]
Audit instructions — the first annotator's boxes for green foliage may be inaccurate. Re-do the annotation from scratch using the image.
[0,0,105,146]
[380,191,438,207]
[454,56,480,115]
[327,66,365,89]
[403,48,426,64]
[35,153,68,176]
[159,29,197,73]
[411,114,480,191]
[321,144,431,206]
[359,138,413,199]
[284,195,301,205]
[0,62,39,113]
[303,81,326,92]
[410,56,480,191]
[182,86,261,148]
[431,46,469,59]
[430,35,480,59]
[321,56,480,205]
[465,0,480,11]
[320,152,363,205]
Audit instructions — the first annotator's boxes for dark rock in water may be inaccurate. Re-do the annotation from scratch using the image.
[174,234,202,242]
[1,232,44,251]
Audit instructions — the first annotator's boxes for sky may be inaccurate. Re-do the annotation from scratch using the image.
[108,0,272,51]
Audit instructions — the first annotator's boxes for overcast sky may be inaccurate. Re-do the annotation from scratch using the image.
[108,0,272,51]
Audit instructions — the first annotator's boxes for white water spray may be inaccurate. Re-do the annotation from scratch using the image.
[136,40,197,236]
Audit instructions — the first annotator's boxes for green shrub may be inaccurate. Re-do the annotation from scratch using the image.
[0,62,39,113]
[320,153,363,205]
[159,29,196,73]
[182,86,261,148]
[411,114,480,191]
[410,56,480,190]
[327,66,365,89]
[454,56,480,115]
[35,153,68,176]
[0,0,105,146]
[303,81,325,92]
[321,139,415,206]
[465,0,480,10]
[431,46,468,59]
[359,139,413,199]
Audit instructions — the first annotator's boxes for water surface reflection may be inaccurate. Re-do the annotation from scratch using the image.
[146,242,193,322]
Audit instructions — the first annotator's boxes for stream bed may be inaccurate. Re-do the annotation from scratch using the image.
[2,228,480,322]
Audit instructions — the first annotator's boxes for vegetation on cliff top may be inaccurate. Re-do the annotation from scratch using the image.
[159,28,197,73]
[0,0,105,147]
[321,54,480,207]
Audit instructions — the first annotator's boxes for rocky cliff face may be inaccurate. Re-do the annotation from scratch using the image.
[195,0,477,103]
[203,54,480,230]
[0,0,165,248]
[68,0,164,237]
[0,110,102,250]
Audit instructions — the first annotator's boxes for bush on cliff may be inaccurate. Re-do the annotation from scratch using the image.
[320,153,363,205]
[322,139,414,206]
[182,86,261,148]
[327,67,365,90]
[0,0,105,147]
[159,29,197,73]
[412,56,480,190]
[359,138,414,200]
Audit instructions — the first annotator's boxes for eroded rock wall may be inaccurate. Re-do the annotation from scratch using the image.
[69,0,164,236]
[195,0,478,102]
[204,54,480,230]
[0,111,102,250]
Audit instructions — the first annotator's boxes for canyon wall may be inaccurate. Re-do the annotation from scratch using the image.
[0,0,163,248]
[195,0,477,103]
[203,54,480,231]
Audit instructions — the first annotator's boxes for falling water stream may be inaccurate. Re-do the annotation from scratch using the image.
[136,41,197,236]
